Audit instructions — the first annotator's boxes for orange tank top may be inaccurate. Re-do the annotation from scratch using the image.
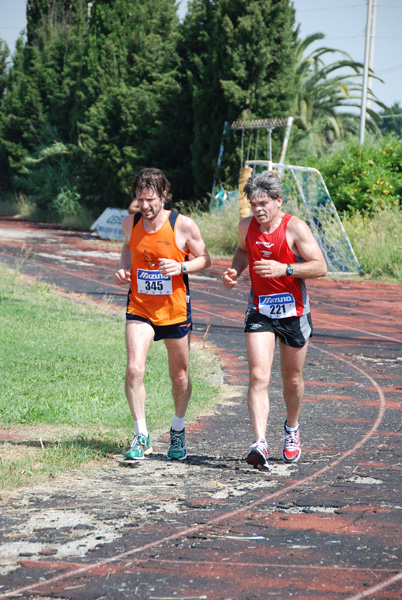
[127,211,190,326]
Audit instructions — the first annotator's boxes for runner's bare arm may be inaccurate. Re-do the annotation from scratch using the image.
[159,215,211,276]
[223,218,250,289]
[253,217,327,280]
[113,215,133,285]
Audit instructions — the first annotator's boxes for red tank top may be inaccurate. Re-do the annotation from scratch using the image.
[127,211,190,326]
[245,213,310,318]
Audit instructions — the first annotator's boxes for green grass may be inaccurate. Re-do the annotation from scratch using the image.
[188,197,240,258]
[342,206,402,282]
[1,435,116,491]
[0,266,221,490]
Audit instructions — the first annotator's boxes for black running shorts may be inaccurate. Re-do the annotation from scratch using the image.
[126,314,192,342]
[244,308,313,348]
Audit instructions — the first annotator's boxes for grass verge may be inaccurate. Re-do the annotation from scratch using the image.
[0,265,222,491]
[342,206,402,282]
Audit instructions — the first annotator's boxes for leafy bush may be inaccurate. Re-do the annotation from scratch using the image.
[11,134,84,221]
[306,135,402,214]
[53,186,81,218]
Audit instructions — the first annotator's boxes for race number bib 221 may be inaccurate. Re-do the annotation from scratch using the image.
[137,269,173,295]
[258,293,297,319]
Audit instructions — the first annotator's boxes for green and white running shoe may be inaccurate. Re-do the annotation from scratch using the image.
[167,428,187,461]
[124,433,152,461]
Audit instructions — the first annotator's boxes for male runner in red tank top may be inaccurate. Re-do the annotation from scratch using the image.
[223,171,327,470]
[114,168,211,462]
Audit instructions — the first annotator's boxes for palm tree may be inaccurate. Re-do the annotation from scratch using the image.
[292,33,385,153]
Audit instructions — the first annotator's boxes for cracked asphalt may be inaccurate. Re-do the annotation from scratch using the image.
[0,217,401,600]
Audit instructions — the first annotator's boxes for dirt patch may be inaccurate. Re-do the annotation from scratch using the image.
[0,424,87,443]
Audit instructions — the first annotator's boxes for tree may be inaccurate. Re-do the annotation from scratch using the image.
[290,33,385,157]
[0,1,88,217]
[1,0,184,216]
[0,39,9,98]
[180,0,297,199]
[178,0,224,201]
[0,39,11,193]
[77,0,183,211]
[23,0,88,140]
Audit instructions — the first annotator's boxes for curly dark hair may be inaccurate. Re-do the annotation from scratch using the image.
[131,168,172,203]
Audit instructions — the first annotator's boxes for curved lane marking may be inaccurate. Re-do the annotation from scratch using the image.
[313,317,401,343]
[0,347,391,600]
[311,299,400,323]
[345,571,402,600]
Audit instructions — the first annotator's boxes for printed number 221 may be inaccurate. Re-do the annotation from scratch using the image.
[270,304,286,315]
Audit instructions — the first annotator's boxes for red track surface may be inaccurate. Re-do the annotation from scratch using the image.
[0,217,401,600]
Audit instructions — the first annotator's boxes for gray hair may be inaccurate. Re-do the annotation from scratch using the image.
[243,171,282,201]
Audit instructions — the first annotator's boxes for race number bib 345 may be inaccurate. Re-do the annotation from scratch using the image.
[137,269,173,295]
[259,293,297,319]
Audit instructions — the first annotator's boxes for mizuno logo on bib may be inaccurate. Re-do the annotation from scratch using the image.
[137,269,173,295]
[258,293,297,318]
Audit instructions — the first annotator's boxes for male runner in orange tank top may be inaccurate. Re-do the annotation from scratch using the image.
[223,171,327,470]
[114,168,211,462]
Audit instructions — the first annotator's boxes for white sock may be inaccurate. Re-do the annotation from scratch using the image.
[171,415,185,432]
[134,419,148,437]
[285,422,299,433]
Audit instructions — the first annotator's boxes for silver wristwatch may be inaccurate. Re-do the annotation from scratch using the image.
[181,263,187,274]
[286,264,294,276]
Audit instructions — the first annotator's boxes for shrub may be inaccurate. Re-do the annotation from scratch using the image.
[305,135,402,214]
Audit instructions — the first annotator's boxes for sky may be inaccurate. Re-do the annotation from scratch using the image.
[1,0,401,109]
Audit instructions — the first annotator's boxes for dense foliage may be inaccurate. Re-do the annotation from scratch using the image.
[0,0,297,217]
[379,102,402,138]
[0,0,185,217]
[305,135,402,214]
[0,0,398,222]
[180,0,297,196]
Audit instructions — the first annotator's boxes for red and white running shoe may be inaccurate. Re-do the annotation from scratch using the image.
[282,421,301,463]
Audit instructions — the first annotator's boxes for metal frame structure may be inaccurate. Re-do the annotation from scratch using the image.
[212,116,293,199]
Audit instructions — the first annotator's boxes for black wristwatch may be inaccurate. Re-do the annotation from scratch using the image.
[181,263,187,274]
[286,264,294,276]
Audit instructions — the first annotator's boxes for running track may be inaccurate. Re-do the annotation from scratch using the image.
[0,218,401,600]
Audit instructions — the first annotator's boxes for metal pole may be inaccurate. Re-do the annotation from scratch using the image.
[359,0,374,146]
[367,0,377,110]
[211,121,229,200]
[279,116,294,165]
